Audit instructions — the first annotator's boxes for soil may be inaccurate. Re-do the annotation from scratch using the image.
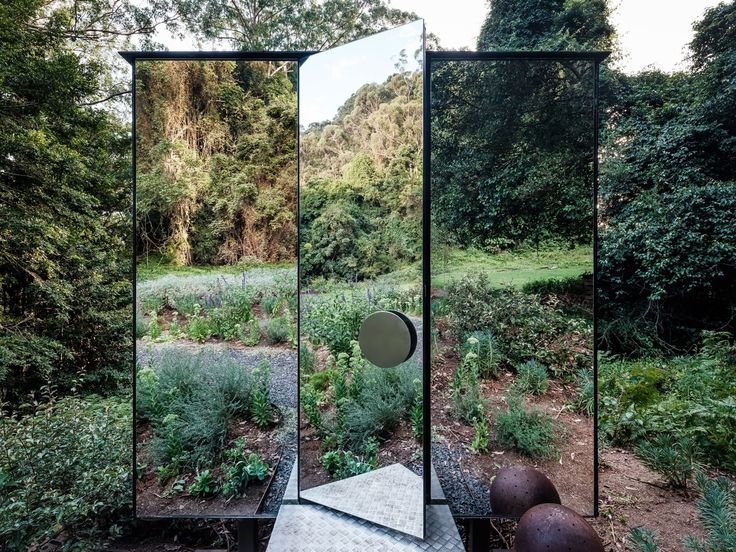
[431,331,595,517]
[136,417,282,517]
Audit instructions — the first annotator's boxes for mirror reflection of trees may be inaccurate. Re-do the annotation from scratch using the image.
[134,60,298,517]
[298,24,425,499]
[430,59,596,517]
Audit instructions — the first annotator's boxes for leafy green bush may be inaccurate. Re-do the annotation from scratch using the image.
[600,333,736,470]
[495,396,559,458]
[265,316,290,344]
[244,316,260,346]
[635,435,695,490]
[461,331,502,379]
[300,343,316,374]
[411,379,423,440]
[512,360,549,396]
[221,439,271,498]
[446,274,591,376]
[148,311,163,339]
[136,364,161,422]
[0,396,132,550]
[320,444,378,480]
[301,292,373,355]
[136,308,147,338]
[185,306,213,342]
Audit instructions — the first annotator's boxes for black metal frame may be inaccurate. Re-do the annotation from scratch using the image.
[122,46,608,525]
[422,50,609,519]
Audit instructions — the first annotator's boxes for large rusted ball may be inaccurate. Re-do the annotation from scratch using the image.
[515,504,604,552]
[489,465,561,518]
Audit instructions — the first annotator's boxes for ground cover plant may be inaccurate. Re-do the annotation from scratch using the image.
[135,348,276,515]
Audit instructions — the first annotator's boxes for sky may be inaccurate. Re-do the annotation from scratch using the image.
[156,0,724,124]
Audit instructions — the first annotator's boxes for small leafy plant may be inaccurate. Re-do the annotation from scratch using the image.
[188,469,218,498]
[265,316,290,344]
[148,311,162,339]
[461,331,501,379]
[471,413,490,454]
[244,316,260,346]
[411,379,423,440]
[452,350,484,424]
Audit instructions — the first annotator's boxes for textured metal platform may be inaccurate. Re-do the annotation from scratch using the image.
[300,463,424,539]
[266,504,464,551]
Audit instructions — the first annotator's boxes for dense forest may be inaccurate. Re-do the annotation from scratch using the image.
[300,71,422,282]
[1,0,735,548]
[136,60,297,265]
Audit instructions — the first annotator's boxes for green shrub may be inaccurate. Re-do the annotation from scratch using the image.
[302,292,373,355]
[221,439,270,498]
[143,295,165,314]
[320,446,377,480]
[461,331,501,379]
[185,306,213,342]
[446,274,591,376]
[302,389,325,435]
[265,316,290,344]
[169,311,182,337]
[495,396,559,458]
[600,335,736,471]
[451,351,484,424]
[251,360,272,428]
[0,396,132,550]
[188,469,218,498]
[521,275,588,297]
[635,435,695,490]
[512,360,549,396]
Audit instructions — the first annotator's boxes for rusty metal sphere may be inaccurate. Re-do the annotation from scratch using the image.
[489,465,561,518]
[515,504,604,552]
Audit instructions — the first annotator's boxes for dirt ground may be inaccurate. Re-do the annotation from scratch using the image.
[431,330,595,516]
[136,416,282,517]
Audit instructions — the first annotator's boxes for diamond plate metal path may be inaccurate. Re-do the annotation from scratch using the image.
[266,504,464,552]
[300,463,424,538]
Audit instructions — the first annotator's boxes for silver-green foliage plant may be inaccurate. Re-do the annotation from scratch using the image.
[635,434,695,490]
[495,395,559,459]
[512,360,549,396]
[683,472,736,552]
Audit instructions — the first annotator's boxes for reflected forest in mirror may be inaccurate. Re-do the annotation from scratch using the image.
[298,25,424,497]
[430,59,596,516]
[134,60,298,517]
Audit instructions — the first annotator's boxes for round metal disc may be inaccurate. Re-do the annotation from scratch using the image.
[358,310,416,368]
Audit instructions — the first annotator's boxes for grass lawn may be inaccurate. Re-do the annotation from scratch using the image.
[137,254,294,281]
[431,245,593,288]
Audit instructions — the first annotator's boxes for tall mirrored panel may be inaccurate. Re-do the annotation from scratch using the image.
[134,59,298,517]
[298,21,426,537]
[430,58,597,517]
